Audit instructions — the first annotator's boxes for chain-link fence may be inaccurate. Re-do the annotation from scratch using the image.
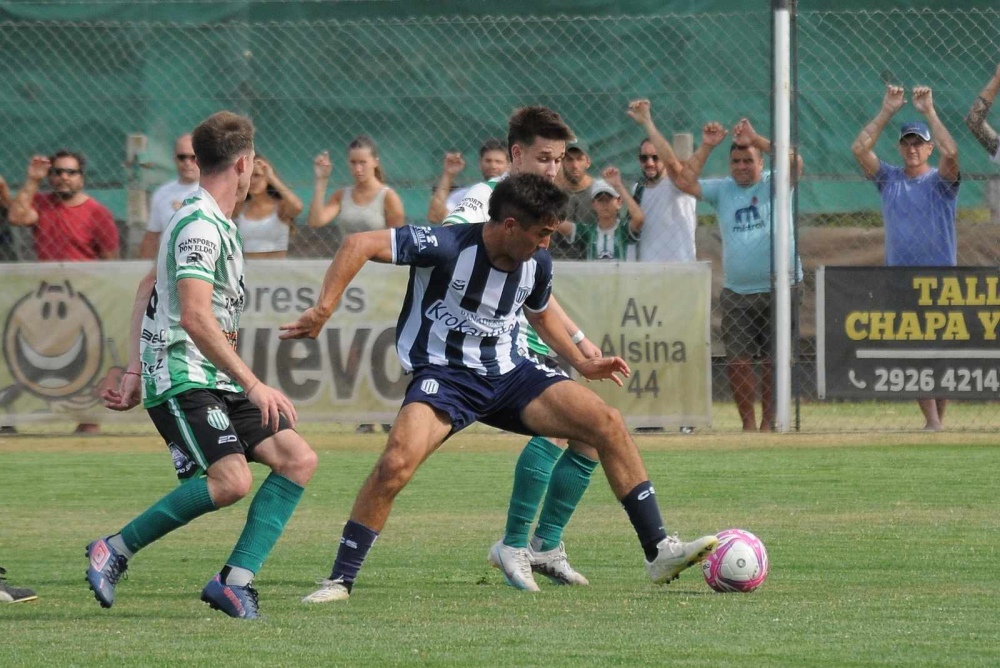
[1,3,998,431]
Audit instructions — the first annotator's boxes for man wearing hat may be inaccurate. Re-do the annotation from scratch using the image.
[852,84,961,431]
[557,166,644,260]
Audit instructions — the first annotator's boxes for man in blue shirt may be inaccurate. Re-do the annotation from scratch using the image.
[281,173,718,602]
[675,118,803,432]
[852,85,961,431]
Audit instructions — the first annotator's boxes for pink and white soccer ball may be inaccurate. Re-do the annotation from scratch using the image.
[702,529,769,593]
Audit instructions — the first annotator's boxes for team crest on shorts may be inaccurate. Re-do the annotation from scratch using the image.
[420,379,439,395]
[206,405,230,430]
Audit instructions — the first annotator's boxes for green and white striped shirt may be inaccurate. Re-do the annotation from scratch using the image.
[140,188,246,407]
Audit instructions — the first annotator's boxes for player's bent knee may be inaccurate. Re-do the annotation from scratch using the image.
[371,449,420,493]
[281,439,319,484]
[210,469,254,507]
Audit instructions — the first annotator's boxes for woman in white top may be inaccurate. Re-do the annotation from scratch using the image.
[235,155,303,259]
[308,135,405,233]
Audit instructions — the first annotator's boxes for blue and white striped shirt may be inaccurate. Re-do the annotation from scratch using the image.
[391,224,553,376]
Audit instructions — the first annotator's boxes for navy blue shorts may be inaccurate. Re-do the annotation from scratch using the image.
[401,359,570,436]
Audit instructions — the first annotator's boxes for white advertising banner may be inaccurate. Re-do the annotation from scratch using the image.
[0,259,711,427]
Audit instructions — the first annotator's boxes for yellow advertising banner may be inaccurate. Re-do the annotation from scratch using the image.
[0,260,710,428]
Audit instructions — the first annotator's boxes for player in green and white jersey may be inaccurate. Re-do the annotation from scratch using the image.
[445,106,605,591]
[87,111,317,620]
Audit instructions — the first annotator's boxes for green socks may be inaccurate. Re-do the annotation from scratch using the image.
[534,449,599,551]
[503,436,562,548]
[120,475,217,554]
[226,472,304,574]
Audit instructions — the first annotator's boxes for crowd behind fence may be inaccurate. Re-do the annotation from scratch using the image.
[1,5,999,431]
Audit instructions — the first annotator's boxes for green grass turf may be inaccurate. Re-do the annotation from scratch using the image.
[2,430,998,667]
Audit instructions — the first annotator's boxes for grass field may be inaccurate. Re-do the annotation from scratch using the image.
[2,427,999,667]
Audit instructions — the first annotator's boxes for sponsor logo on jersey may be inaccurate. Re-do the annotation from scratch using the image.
[424,299,515,337]
[450,279,467,291]
[409,226,439,251]
[178,237,218,254]
[458,197,482,211]
[186,251,203,264]
[140,328,167,344]
[420,379,439,395]
[206,405,230,430]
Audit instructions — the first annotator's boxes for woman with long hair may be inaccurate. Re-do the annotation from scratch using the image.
[308,135,404,233]
[309,136,403,433]
[235,155,302,259]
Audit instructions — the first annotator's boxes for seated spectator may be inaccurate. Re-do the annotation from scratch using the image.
[8,150,119,262]
[139,134,200,259]
[308,135,404,234]
[426,139,508,224]
[556,166,644,260]
[234,155,302,259]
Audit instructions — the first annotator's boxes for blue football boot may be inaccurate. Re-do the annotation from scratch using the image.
[201,573,260,619]
[85,536,129,608]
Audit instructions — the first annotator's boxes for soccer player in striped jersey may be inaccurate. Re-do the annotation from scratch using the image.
[283,173,718,602]
[87,111,317,619]
[445,106,606,589]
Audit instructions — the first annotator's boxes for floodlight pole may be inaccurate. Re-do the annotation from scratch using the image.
[773,0,792,432]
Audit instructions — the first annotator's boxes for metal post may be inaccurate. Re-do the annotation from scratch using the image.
[773,0,792,432]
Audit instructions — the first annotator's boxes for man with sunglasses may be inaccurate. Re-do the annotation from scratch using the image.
[626,99,697,263]
[139,134,201,259]
[8,149,119,261]
[852,85,960,431]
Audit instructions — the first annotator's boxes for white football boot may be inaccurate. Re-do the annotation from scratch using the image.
[488,539,540,592]
[645,534,719,584]
[301,577,351,603]
[528,537,590,586]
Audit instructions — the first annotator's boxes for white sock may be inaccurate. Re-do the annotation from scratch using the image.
[223,566,254,587]
[108,534,134,560]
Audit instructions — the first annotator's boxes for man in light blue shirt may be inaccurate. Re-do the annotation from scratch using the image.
[852,85,961,431]
[675,118,803,432]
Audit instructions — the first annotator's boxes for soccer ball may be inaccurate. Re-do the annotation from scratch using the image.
[701,529,769,593]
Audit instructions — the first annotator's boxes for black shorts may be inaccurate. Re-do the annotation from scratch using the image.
[147,388,292,480]
[720,286,801,359]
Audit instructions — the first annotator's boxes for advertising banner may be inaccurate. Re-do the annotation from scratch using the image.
[818,266,1000,399]
[0,260,711,427]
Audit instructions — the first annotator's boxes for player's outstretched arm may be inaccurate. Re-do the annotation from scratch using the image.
[280,229,394,340]
[526,306,629,386]
[103,267,156,411]
[965,63,1000,158]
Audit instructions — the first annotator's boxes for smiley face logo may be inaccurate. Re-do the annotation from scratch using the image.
[3,281,104,398]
